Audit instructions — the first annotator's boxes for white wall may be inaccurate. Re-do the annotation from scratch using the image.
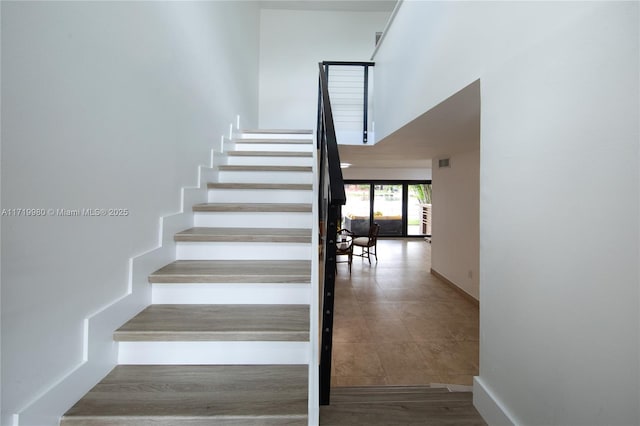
[1,2,259,424]
[342,167,431,181]
[431,149,479,300]
[258,9,390,129]
[374,1,639,425]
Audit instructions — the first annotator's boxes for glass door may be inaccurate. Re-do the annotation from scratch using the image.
[408,183,432,236]
[343,181,432,237]
[343,184,371,235]
[373,184,403,236]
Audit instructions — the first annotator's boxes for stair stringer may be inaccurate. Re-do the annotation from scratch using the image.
[11,151,228,426]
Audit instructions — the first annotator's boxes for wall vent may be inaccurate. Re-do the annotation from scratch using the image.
[438,158,451,168]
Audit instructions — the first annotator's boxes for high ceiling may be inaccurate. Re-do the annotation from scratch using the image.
[258,0,478,172]
[259,0,398,12]
[338,80,481,170]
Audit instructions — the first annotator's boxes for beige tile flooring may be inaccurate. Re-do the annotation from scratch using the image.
[331,238,479,387]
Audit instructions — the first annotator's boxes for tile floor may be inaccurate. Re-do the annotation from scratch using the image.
[331,238,479,387]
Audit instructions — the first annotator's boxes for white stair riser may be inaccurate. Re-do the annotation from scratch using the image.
[219,171,313,184]
[118,341,310,365]
[208,189,312,204]
[233,143,313,153]
[194,211,312,228]
[227,156,313,167]
[152,283,311,304]
[176,242,312,260]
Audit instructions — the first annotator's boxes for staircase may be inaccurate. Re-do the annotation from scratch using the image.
[61,130,316,425]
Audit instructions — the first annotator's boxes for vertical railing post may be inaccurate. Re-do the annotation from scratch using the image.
[319,203,339,405]
[363,65,369,144]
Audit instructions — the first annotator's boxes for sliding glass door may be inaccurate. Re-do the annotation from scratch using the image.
[343,184,371,235]
[373,184,403,236]
[342,181,431,237]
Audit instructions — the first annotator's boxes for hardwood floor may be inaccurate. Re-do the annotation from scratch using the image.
[331,239,479,387]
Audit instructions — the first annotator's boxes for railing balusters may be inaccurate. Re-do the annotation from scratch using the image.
[322,61,374,145]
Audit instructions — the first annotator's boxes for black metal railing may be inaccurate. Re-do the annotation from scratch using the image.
[317,62,346,405]
[322,61,375,144]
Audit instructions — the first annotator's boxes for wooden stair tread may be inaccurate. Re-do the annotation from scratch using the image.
[242,129,312,134]
[329,386,473,404]
[174,227,312,243]
[218,165,312,172]
[62,365,308,424]
[114,304,309,341]
[321,386,485,426]
[149,259,311,283]
[227,150,312,157]
[208,182,313,190]
[234,138,314,144]
[193,203,311,212]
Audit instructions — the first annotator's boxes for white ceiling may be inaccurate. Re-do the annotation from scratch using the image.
[259,0,398,12]
[338,80,481,170]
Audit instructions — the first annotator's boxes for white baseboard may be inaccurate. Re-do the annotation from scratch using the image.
[473,376,518,426]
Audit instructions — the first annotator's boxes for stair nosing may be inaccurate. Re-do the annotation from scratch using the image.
[149,259,312,284]
[241,129,313,134]
[207,183,313,190]
[192,203,312,212]
[114,330,310,342]
[227,150,313,157]
[174,227,312,243]
[232,139,314,144]
[218,165,312,172]
[149,276,312,284]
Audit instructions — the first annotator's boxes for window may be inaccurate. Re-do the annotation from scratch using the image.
[342,180,432,237]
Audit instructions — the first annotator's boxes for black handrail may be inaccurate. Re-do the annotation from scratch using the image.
[317,62,346,405]
[321,61,374,144]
